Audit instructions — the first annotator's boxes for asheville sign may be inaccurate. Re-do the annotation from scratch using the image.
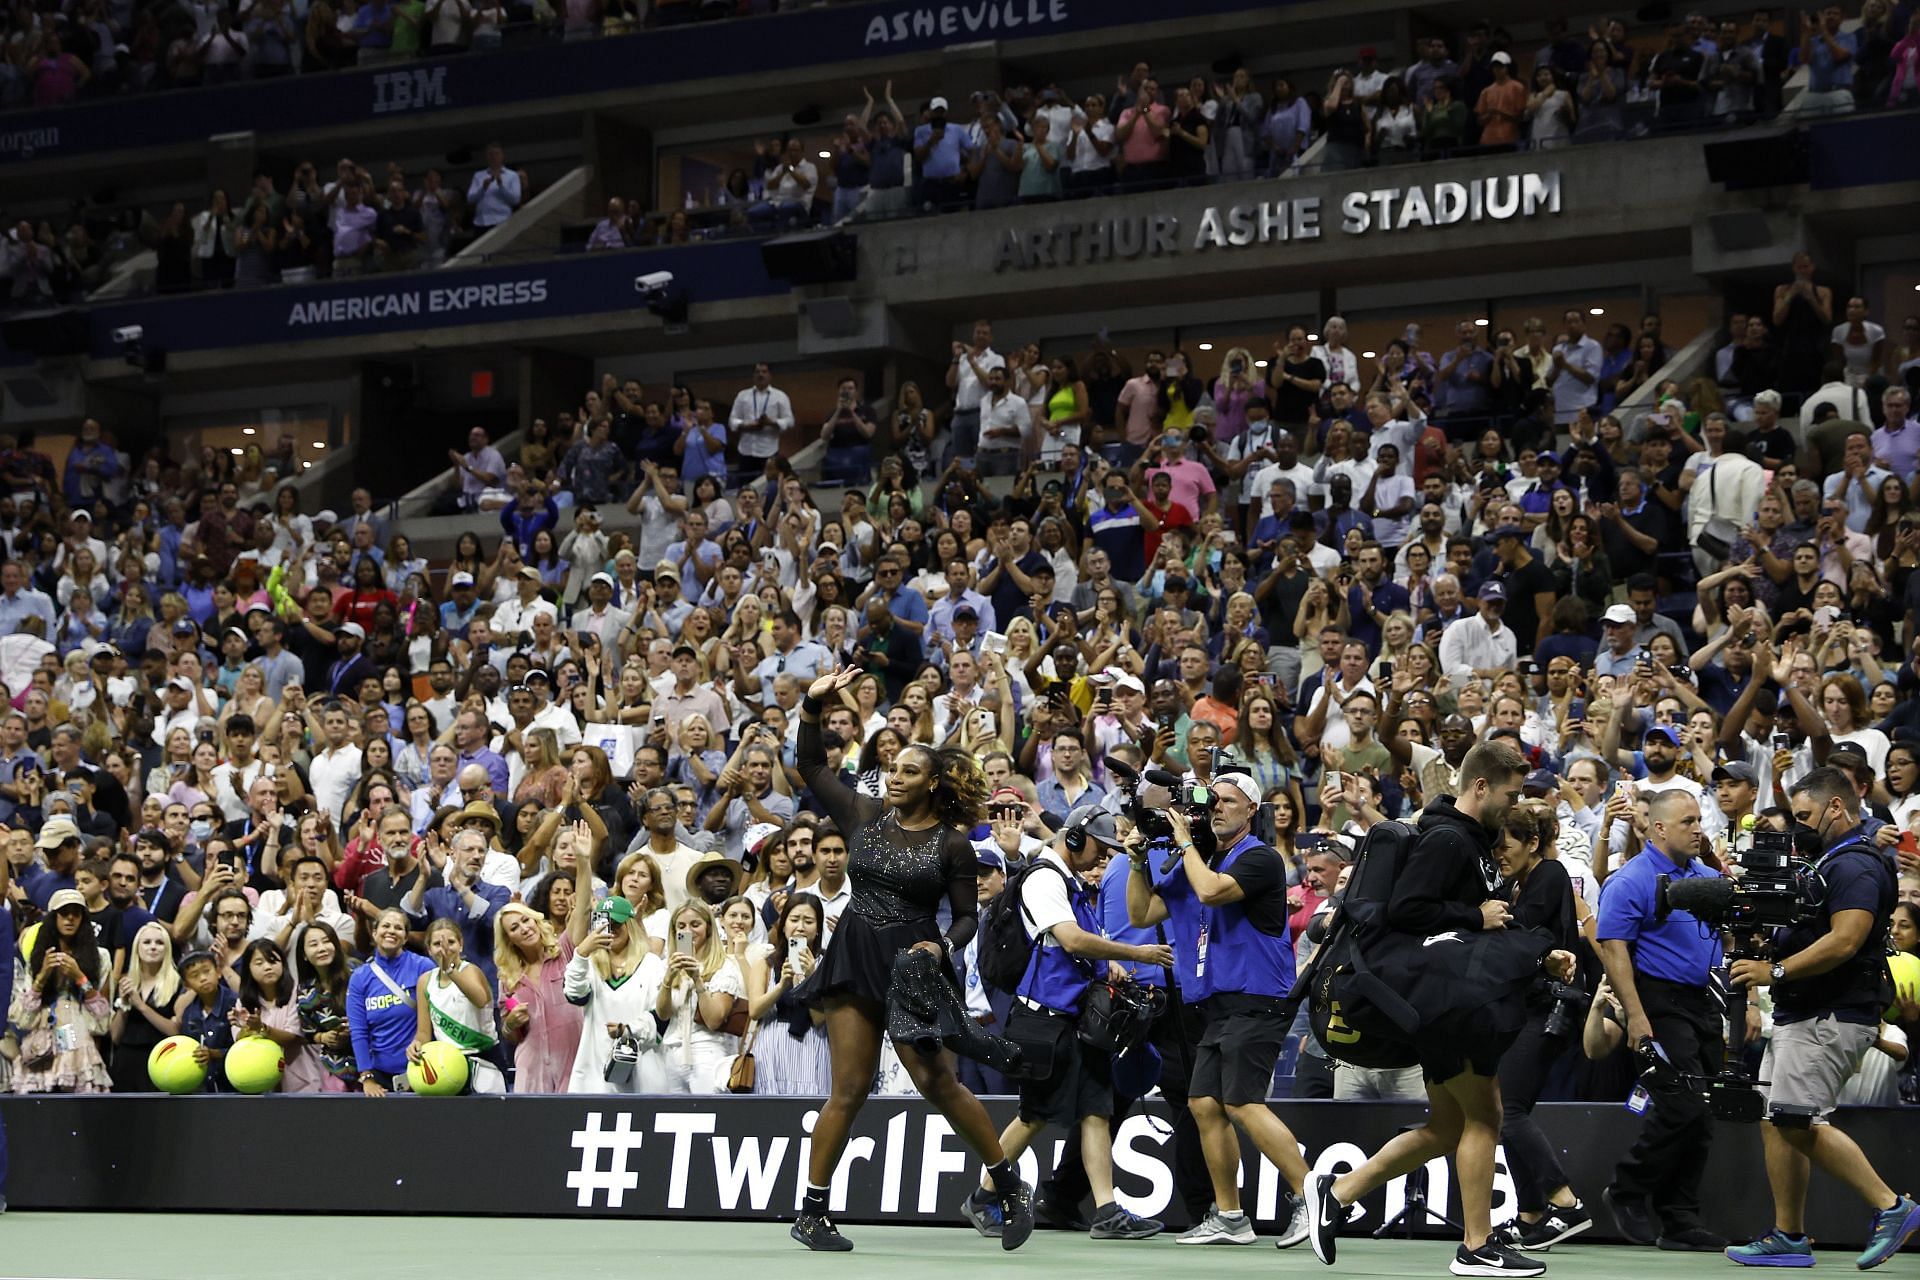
[994,171,1564,271]
[0,0,1269,165]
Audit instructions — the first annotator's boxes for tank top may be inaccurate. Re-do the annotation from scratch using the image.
[426,964,499,1055]
[1042,384,1082,461]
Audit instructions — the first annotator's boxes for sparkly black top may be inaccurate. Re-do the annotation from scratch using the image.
[798,716,979,949]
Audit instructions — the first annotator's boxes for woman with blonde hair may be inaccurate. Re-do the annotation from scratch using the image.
[667,713,727,821]
[109,920,183,1092]
[653,898,746,1093]
[218,663,275,729]
[146,726,196,801]
[514,727,570,808]
[564,815,670,1093]
[1371,611,1419,679]
[493,900,584,1094]
[612,849,670,951]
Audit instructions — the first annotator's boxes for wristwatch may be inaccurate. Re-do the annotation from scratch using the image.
[1769,962,1786,983]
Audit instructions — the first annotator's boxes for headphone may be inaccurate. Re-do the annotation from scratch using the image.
[1063,807,1097,853]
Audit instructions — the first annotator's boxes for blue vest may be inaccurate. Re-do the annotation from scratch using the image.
[1151,841,1210,1002]
[1020,860,1101,1017]
[1201,833,1295,1000]
[1100,855,1166,988]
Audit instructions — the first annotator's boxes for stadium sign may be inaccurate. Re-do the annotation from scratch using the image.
[993,170,1562,271]
[862,0,1070,45]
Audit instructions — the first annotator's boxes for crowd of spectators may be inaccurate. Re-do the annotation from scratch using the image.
[3,265,1919,1102]
[1,145,527,304]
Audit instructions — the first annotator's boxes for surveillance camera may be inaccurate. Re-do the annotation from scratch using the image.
[114,325,144,345]
[634,271,674,295]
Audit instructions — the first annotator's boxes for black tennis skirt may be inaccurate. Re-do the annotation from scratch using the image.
[799,910,949,1009]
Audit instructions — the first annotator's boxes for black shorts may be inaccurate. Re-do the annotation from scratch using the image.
[1191,993,1289,1106]
[1418,1030,1512,1085]
[1006,1004,1114,1126]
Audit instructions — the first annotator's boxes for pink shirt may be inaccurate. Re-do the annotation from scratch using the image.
[504,933,582,1094]
[1117,103,1170,166]
[1116,375,1160,446]
[1148,458,1216,520]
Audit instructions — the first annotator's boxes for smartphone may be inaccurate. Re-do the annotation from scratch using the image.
[1298,832,1325,850]
[1568,697,1586,721]
[981,630,1009,655]
[1324,770,1343,796]
[789,935,811,966]
[1771,731,1792,752]
[1378,661,1394,683]
[674,930,693,956]
[1255,673,1277,687]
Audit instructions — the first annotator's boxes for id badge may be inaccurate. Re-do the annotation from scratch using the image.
[1624,1084,1651,1116]
[54,1022,80,1053]
[1195,922,1209,978]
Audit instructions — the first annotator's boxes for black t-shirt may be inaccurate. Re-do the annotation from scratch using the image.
[1270,356,1327,425]
[1221,843,1292,938]
[285,622,340,691]
[1773,841,1896,1025]
[1171,108,1210,176]
[359,865,443,914]
[1256,565,1310,649]
[1500,556,1557,657]
[1651,48,1705,103]
[140,873,190,925]
[1747,425,1797,467]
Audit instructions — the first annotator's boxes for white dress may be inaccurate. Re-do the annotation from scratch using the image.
[563,949,671,1094]
[659,956,745,1094]
[423,963,507,1094]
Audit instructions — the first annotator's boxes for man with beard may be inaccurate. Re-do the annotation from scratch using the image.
[131,827,192,926]
[1305,741,1574,1276]
[627,785,703,914]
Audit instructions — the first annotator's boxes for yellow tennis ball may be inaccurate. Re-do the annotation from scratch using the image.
[406,1042,471,1096]
[224,1035,285,1094]
[1888,951,1919,1008]
[148,1036,208,1095]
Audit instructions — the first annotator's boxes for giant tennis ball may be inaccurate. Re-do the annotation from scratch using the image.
[148,1036,208,1095]
[225,1036,285,1094]
[407,1042,470,1096]
[1889,951,1919,1008]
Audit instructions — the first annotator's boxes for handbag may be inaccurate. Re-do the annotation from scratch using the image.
[721,995,751,1039]
[1694,466,1739,563]
[20,1020,56,1073]
[725,1021,758,1094]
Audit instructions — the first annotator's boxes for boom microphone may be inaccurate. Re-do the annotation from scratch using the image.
[1661,876,1736,919]
[1143,767,1186,790]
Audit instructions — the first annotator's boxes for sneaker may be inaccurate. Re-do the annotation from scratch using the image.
[791,1211,853,1252]
[961,1187,1004,1238]
[1727,1230,1816,1268]
[1090,1203,1165,1240]
[1304,1171,1341,1266]
[1034,1186,1091,1232]
[1275,1193,1310,1250]
[999,1182,1036,1252]
[1604,1185,1659,1246]
[1857,1196,1920,1270]
[1451,1241,1548,1277]
[1659,1224,1730,1251]
[1176,1207,1258,1245]
[1515,1204,1594,1251]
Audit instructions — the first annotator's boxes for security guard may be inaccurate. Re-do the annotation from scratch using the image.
[962,805,1171,1241]
[1130,771,1310,1247]
[1727,766,1920,1270]
[1592,789,1728,1252]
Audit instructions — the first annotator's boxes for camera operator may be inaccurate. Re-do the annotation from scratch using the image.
[1592,790,1728,1252]
[1128,771,1311,1247]
[963,806,1170,1242]
[1725,767,1919,1270]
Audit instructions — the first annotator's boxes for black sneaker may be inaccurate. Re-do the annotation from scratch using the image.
[1303,1170,1341,1266]
[1657,1224,1729,1251]
[960,1187,1004,1238]
[1514,1204,1594,1251]
[1451,1241,1548,1277]
[1603,1185,1659,1246]
[1089,1203,1164,1240]
[1034,1186,1091,1232]
[999,1183,1036,1251]
[791,1211,853,1252]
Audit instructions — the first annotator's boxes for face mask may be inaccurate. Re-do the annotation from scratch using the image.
[1791,822,1824,860]
[1161,432,1184,450]
[189,820,213,843]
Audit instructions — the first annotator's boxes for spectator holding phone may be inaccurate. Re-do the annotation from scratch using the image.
[654,899,746,1093]
[492,900,581,1093]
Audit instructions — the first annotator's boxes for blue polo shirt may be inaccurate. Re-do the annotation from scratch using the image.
[1595,843,1722,985]
[1099,854,1166,989]
[911,121,970,179]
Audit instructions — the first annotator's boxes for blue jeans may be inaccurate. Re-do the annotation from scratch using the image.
[822,444,872,489]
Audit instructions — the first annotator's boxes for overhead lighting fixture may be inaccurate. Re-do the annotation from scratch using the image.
[1589,306,1605,315]
[818,150,831,159]
[242,427,256,436]
[230,447,244,456]
[1197,342,1213,351]
[312,441,326,449]
[302,461,312,469]
[1254,359,1269,368]
[1361,350,1377,358]
[1307,333,1320,341]
[1474,318,1490,327]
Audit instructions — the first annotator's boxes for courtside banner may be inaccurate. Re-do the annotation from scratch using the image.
[0,0,1273,166]
[4,1094,1908,1245]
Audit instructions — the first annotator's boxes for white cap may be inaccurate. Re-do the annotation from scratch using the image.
[1602,604,1636,626]
[930,96,950,111]
[1490,50,1512,65]
[338,621,367,640]
[1210,772,1262,808]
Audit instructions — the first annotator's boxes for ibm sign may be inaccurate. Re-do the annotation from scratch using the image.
[372,66,452,115]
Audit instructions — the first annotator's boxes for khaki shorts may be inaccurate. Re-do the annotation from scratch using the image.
[1757,1015,1878,1124]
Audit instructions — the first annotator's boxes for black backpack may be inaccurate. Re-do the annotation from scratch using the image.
[976,861,1074,996]
[1301,821,1425,1069]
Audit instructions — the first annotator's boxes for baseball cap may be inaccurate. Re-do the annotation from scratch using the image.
[975,848,1006,872]
[654,561,681,581]
[1602,604,1637,626]
[313,509,338,526]
[989,786,1026,808]
[338,621,366,640]
[599,896,636,927]
[670,642,697,659]
[589,572,615,589]
[1491,49,1512,64]
[1522,768,1559,796]
[167,675,196,693]
[173,618,198,636]
[1479,579,1507,602]
[1643,724,1682,747]
[1711,761,1757,784]
[1209,771,1262,808]
[1535,450,1560,467]
[744,823,784,858]
[1066,804,1126,851]
[71,509,92,523]
[524,668,551,684]
[1112,671,1145,694]
[1492,524,1526,543]
[35,817,82,850]
[46,888,88,914]
[517,564,541,581]
[225,627,249,644]
[1165,575,1190,591]
[954,605,978,621]
[450,571,476,588]
[930,95,950,111]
